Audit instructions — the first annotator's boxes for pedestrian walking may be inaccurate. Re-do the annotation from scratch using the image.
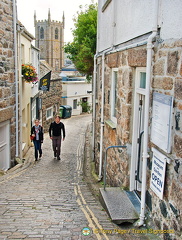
[30,119,44,161]
[49,115,65,160]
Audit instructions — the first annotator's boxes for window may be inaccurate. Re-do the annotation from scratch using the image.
[40,27,44,39]
[21,44,25,64]
[46,107,53,120]
[73,99,77,109]
[136,68,147,95]
[55,28,58,39]
[111,68,118,124]
[140,72,146,89]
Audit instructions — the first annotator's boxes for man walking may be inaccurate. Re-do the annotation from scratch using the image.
[49,115,65,160]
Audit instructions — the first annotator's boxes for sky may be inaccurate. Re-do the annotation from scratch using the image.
[16,0,97,43]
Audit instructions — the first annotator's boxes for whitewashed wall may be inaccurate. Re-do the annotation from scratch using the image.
[62,82,92,115]
[97,0,182,52]
[159,0,182,39]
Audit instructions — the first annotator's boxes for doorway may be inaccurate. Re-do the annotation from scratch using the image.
[0,121,10,170]
[130,68,147,193]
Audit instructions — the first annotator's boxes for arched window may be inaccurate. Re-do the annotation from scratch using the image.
[55,28,58,39]
[40,27,44,39]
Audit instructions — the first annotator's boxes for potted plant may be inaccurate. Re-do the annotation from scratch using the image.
[22,64,38,83]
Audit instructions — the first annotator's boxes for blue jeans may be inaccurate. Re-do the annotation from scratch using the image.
[33,140,42,160]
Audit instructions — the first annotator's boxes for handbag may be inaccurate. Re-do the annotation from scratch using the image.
[30,135,34,141]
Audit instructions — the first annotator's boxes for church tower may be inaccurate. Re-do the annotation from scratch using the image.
[34,9,65,71]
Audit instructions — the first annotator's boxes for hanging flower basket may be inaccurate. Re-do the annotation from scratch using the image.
[22,64,38,83]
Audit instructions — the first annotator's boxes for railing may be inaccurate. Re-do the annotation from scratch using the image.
[103,145,127,190]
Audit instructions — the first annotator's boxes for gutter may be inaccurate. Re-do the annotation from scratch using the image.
[137,0,159,227]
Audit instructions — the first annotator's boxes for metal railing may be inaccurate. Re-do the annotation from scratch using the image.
[103,145,127,190]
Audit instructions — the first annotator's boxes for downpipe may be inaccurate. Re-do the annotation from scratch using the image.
[137,0,159,227]
[13,0,19,158]
[98,51,106,181]
[98,48,113,181]
[92,54,97,160]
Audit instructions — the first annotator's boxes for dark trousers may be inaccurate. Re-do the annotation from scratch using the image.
[52,135,62,157]
[33,140,42,160]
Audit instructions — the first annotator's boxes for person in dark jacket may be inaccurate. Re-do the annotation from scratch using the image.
[31,119,44,161]
[49,115,65,160]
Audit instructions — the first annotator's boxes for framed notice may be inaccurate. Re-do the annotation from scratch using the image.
[150,148,168,199]
[151,92,173,153]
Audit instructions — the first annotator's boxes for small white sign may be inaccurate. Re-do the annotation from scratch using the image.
[150,148,167,200]
[151,92,173,153]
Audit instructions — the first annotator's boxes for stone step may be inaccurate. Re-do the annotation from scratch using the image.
[99,187,140,224]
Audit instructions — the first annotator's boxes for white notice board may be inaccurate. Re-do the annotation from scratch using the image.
[150,148,167,199]
[151,92,173,153]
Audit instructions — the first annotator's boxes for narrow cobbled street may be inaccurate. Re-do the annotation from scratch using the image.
[0,114,156,240]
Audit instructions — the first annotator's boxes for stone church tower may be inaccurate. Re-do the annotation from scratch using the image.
[34,9,65,71]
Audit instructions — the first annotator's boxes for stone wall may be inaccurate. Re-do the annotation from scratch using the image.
[150,39,182,240]
[0,0,16,166]
[94,39,182,239]
[39,61,63,133]
[40,79,63,133]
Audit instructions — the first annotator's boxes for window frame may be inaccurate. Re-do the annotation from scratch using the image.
[135,67,147,95]
[110,68,118,124]
[46,107,53,120]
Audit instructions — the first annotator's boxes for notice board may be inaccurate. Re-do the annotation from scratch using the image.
[150,148,167,199]
[151,92,173,153]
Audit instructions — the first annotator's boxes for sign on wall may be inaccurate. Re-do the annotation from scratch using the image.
[150,148,168,200]
[151,92,173,153]
[39,71,51,92]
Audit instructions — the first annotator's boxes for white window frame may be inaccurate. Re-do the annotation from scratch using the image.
[111,68,118,124]
[46,107,53,120]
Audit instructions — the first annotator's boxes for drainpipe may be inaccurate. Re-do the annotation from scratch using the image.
[13,0,19,158]
[137,0,159,227]
[92,54,97,158]
[98,0,115,181]
[98,48,113,181]
[98,51,106,180]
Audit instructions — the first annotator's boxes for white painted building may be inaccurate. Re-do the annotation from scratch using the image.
[97,0,182,52]
[61,77,92,115]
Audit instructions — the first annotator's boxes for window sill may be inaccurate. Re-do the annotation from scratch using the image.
[105,119,117,129]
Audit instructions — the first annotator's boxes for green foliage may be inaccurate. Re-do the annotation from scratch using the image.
[78,101,92,113]
[64,2,97,79]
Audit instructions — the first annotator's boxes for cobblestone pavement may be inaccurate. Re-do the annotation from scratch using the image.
[0,114,159,240]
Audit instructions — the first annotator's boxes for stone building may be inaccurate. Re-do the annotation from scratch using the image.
[0,0,17,170]
[39,60,62,133]
[34,9,64,71]
[93,0,182,239]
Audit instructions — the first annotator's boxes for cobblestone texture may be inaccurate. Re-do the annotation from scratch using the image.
[0,114,160,240]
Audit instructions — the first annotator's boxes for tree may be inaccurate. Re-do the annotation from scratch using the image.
[64,2,97,80]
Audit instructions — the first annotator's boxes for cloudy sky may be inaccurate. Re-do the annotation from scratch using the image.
[16,0,97,43]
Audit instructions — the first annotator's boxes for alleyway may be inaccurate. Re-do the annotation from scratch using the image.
[0,114,157,240]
